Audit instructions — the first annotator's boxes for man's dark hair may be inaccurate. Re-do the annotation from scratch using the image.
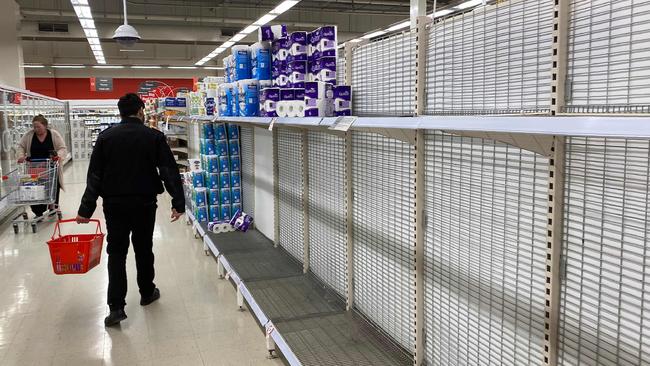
[118,93,145,118]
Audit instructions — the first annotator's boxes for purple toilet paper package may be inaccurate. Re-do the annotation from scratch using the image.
[260,87,280,117]
[289,32,308,62]
[229,209,253,232]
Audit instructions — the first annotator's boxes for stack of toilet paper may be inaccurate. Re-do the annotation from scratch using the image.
[259,25,287,42]
[260,87,280,117]
[305,81,334,117]
[276,89,306,118]
[237,79,260,117]
[333,85,352,116]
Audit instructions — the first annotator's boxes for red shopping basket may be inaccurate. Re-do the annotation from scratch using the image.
[47,219,105,275]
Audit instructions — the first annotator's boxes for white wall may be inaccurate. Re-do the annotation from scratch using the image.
[254,127,275,241]
[0,1,25,88]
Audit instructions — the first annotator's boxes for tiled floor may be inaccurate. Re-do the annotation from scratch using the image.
[0,162,284,366]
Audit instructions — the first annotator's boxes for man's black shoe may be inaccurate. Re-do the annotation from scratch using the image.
[140,288,160,306]
[104,309,127,327]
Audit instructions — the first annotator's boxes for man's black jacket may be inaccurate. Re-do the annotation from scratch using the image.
[78,116,185,218]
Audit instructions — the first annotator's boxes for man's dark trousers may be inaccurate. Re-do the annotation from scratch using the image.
[103,201,157,310]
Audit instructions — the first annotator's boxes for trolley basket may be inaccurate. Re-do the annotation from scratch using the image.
[47,219,104,275]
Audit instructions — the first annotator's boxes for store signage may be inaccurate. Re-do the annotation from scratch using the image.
[90,77,113,92]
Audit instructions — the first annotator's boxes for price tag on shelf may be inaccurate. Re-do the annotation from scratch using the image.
[329,116,357,132]
[268,117,278,131]
[266,322,276,336]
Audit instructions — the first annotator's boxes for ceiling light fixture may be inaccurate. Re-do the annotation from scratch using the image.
[112,0,141,46]
[203,67,224,70]
[93,65,125,68]
[168,66,198,69]
[22,65,45,68]
[69,0,106,64]
[195,0,302,66]
[52,65,86,68]
[131,65,162,69]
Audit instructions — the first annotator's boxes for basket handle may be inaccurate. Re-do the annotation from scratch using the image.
[52,219,103,240]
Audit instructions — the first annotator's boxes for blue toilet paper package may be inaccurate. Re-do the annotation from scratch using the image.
[208,189,220,205]
[227,124,240,139]
[237,80,260,117]
[195,206,208,222]
[206,155,219,173]
[220,204,232,222]
[231,188,242,204]
[232,45,251,81]
[231,203,242,216]
[229,140,240,156]
[230,171,241,188]
[214,123,227,140]
[250,43,271,80]
[208,173,220,189]
[202,139,216,155]
[230,155,241,171]
[216,140,229,157]
[192,171,205,188]
[202,123,215,139]
[220,172,231,189]
[193,187,207,207]
[219,156,230,172]
[220,188,231,205]
[208,205,219,222]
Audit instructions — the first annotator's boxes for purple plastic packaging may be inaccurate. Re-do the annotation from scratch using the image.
[319,26,337,57]
[289,61,307,88]
[271,38,291,62]
[260,88,280,117]
[280,88,296,101]
[229,209,254,232]
[289,32,308,62]
[316,57,337,84]
[259,25,287,42]
[294,88,305,101]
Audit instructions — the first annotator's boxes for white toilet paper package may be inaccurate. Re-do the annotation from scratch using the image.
[304,81,334,117]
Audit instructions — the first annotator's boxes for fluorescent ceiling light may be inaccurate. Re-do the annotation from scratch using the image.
[83,28,98,38]
[222,41,235,48]
[70,0,88,4]
[253,14,276,26]
[204,67,224,70]
[90,45,102,51]
[362,30,386,39]
[231,33,247,42]
[52,65,85,68]
[240,25,259,35]
[79,18,95,29]
[87,38,100,45]
[456,0,485,10]
[387,21,410,32]
[168,66,197,69]
[131,65,162,69]
[22,65,45,68]
[73,5,92,18]
[270,0,299,15]
[93,65,124,68]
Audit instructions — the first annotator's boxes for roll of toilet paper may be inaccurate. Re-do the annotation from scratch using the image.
[277,102,290,118]
[305,98,334,117]
[289,101,305,117]
[305,81,334,100]
[289,32,308,62]
[232,45,251,81]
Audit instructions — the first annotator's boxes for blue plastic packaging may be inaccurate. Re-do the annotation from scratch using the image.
[208,173,220,189]
[251,43,272,80]
[220,205,232,222]
[192,171,205,188]
[216,140,229,157]
[231,188,242,204]
[196,206,208,222]
[202,123,215,139]
[214,123,227,140]
[220,188,231,205]
[232,46,252,81]
[230,171,241,188]
[219,156,230,172]
[206,155,219,173]
[209,205,219,222]
[203,139,216,155]
[237,80,259,117]
[231,203,242,216]
[208,189,220,205]
[230,155,241,171]
[193,187,207,207]
[229,140,240,156]
[227,124,240,139]
[220,172,231,189]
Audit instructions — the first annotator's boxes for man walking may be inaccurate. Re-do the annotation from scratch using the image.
[76,93,185,327]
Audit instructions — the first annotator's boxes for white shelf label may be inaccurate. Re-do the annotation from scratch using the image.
[329,116,357,132]
[268,117,278,131]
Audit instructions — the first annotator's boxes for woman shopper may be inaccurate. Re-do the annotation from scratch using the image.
[16,114,67,217]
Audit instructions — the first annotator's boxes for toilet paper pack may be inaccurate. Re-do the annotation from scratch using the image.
[209,205,219,222]
[272,61,290,87]
[304,98,333,117]
[206,155,219,173]
[272,38,291,62]
[192,170,206,188]
[220,205,232,222]
[305,81,334,99]
[231,188,242,204]
[237,79,260,117]
[289,32,308,62]
[259,24,287,42]
[219,156,229,172]
[304,81,334,117]
[260,88,280,117]
[230,155,241,171]
[219,84,234,116]
[208,189,220,205]
[227,124,239,139]
[220,172,231,189]
[289,61,308,88]
[216,140,228,157]
[208,173,220,189]
[220,188,231,205]
[202,122,215,139]
[317,26,337,58]
[193,187,207,207]
[315,57,337,84]
[334,85,352,116]
[232,45,252,81]
[229,140,240,156]
[231,171,241,188]
[214,123,227,140]
[250,42,272,80]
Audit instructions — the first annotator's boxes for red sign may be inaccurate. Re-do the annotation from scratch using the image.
[7,92,22,105]
[90,77,97,92]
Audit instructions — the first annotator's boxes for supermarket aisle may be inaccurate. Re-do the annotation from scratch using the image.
[0,162,282,366]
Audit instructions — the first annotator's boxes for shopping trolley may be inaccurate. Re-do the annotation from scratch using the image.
[2,158,62,233]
